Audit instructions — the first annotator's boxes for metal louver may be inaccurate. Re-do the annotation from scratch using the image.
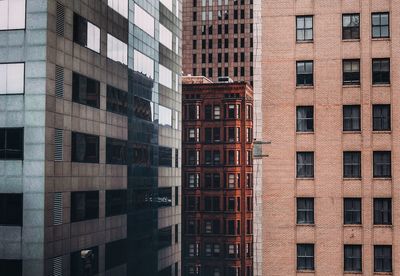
[54,129,63,161]
[53,192,63,225]
[55,66,64,98]
[56,3,65,36]
[52,256,63,276]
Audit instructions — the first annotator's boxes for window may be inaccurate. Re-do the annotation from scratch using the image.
[108,0,128,18]
[342,14,360,39]
[296,16,313,41]
[158,226,172,249]
[187,173,199,188]
[106,190,127,217]
[374,198,391,225]
[344,245,362,272]
[344,198,361,225]
[297,198,314,224]
[159,24,172,50]
[105,239,127,270]
[343,151,361,178]
[159,64,173,89]
[343,59,360,85]
[159,105,173,127]
[107,34,128,65]
[134,4,154,37]
[0,63,24,94]
[71,132,99,163]
[0,128,23,160]
[71,191,99,222]
[133,96,153,122]
[296,61,313,86]
[374,246,392,273]
[106,138,127,165]
[0,259,22,276]
[0,0,26,30]
[0,194,22,226]
[73,14,100,53]
[159,146,173,167]
[187,150,200,166]
[134,50,154,79]
[296,152,314,178]
[296,106,313,132]
[373,104,390,131]
[72,72,100,108]
[107,85,128,115]
[372,58,390,84]
[343,105,360,131]
[372,13,389,38]
[70,246,99,276]
[297,244,314,271]
[373,151,391,178]
[213,106,221,119]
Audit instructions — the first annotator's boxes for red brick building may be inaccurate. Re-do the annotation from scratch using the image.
[182,76,254,276]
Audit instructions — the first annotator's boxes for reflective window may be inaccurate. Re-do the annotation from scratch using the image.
[71,132,99,163]
[372,12,389,38]
[157,188,172,207]
[72,72,100,108]
[0,0,26,30]
[106,138,127,165]
[70,191,99,222]
[343,59,360,85]
[0,63,24,95]
[297,198,314,224]
[158,226,172,249]
[160,24,172,49]
[107,34,127,65]
[106,190,127,217]
[296,16,313,41]
[108,0,128,18]
[159,146,173,167]
[0,128,24,160]
[296,61,313,86]
[297,244,314,270]
[159,105,173,127]
[296,106,314,132]
[344,245,362,272]
[160,0,173,12]
[159,64,173,89]
[134,50,154,79]
[105,239,127,270]
[343,105,360,131]
[133,96,153,121]
[71,247,99,276]
[73,14,100,53]
[0,260,22,276]
[0,193,22,226]
[107,85,128,116]
[297,152,314,178]
[134,4,154,37]
[342,14,360,40]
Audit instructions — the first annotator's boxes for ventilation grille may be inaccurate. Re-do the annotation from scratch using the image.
[52,256,63,276]
[54,129,63,161]
[55,66,64,98]
[53,192,63,225]
[56,3,65,36]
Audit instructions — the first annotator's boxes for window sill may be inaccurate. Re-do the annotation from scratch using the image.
[296,223,315,227]
[296,40,314,44]
[372,37,391,41]
[342,38,360,42]
[373,224,393,228]
[343,84,361,88]
[343,178,362,181]
[296,131,314,135]
[296,86,314,89]
[372,84,390,87]
[296,177,314,180]
[373,177,392,180]
[374,272,393,275]
[297,270,315,273]
[343,131,361,134]
[372,130,392,134]
[343,224,362,227]
[344,272,363,274]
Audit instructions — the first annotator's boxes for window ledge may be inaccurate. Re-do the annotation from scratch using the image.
[372,131,392,134]
[296,177,314,180]
[343,84,361,88]
[372,84,391,87]
[373,224,393,228]
[296,40,314,44]
[342,39,360,42]
[372,37,391,41]
[343,224,362,227]
[343,131,361,134]
[297,270,315,273]
[296,86,314,89]
[344,272,363,274]
[373,177,392,180]
[374,272,393,275]
[343,178,362,181]
[296,131,314,135]
[296,224,315,227]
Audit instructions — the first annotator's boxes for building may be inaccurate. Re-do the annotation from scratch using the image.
[182,76,254,276]
[262,0,399,275]
[0,0,181,275]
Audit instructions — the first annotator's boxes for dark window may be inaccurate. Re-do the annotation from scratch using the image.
[107,85,128,116]
[374,198,391,225]
[106,138,127,165]
[343,151,361,178]
[70,246,99,276]
[374,245,392,272]
[105,239,127,270]
[342,14,360,39]
[106,190,127,217]
[344,245,362,272]
[73,14,88,47]
[133,96,153,121]
[373,104,390,131]
[159,146,173,167]
[0,260,22,276]
[296,16,313,41]
[158,226,172,249]
[0,128,23,160]
[72,72,100,108]
[297,244,314,271]
[205,105,212,120]
[343,105,361,131]
[205,128,212,143]
[0,194,22,226]
[372,58,390,84]
[296,106,314,132]
[296,152,314,178]
[372,12,389,38]
[344,198,361,225]
[373,151,391,178]
[296,61,313,86]
[71,191,99,222]
[157,187,172,208]
[297,198,314,224]
[158,266,172,276]
[71,132,99,163]
[343,59,360,85]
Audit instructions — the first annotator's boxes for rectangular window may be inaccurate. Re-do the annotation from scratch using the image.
[344,245,362,272]
[297,198,314,224]
[296,61,313,86]
[159,105,173,127]
[373,104,390,131]
[374,245,392,272]
[0,0,26,30]
[0,63,24,95]
[71,191,99,222]
[296,16,313,41]
[0,128,24,160]
[106,138,127,165]
[133,96,153,121]
[343,151,361,178]
[296,106,314,132]
[343,59,360,85]
[296,152,314,178]
[71,132,99,163]
[372,58,390,84]
[342,14,360,39]
[72,72,100,108]
[0,260,22,276]
[134,50,154,79]
[159,64,173,89]
[108,0,128,18]
[343,105,361,131]
[372,12,389,38]
[73,14,100,53]
[107,34,128,65]
[374,198,392,225]
[106,190,127,217]
[105,239,127,270]
[134,4,154,37]
[106,85,128,116]
[160,24,173,50]
[297,244,314,271]
[373,151,391,178]
[0,194,22,226]
[70,246,99,276]
[344,198,361,225]
[158,226,172,249]
[159,146,173,167]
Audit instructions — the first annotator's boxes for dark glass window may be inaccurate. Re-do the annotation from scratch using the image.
[372,12,389,38]
[71,132,99,163]
[296,152,314,178]
[0,128,23,160]
[0,260,22,276]
[344,198,361,225]
[133,96,153,121]
[344,245,362,272]
[297,198,314,224]
[73,13,100,53]
[158,226,172,249]
[72,72,100,108]
[106,190,127,217]
[296,16,313,41]
[296,106,314,132]
[373,104,390,131]
[343,59,360,85]
[342,14,360,39]
[0,194,22,226]
[297,244,314,271]
[105,239,127,270]
[372,58,390,84]
[107,85,128,116]
[373,151,391,178]
[106,138,127,165]
[71,191,99,222]
[159,146,173,167]
[296,61,313,86]
[374,198,391,225]
[205,105,212,120]
[343,151,361,178]
[374,245,392,272]
[343,105,360,131]
[70,246,99,276]
[157,188,172,208]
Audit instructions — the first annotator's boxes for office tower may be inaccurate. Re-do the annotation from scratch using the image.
[262,0,398,275]
[182,76,254,276]
[0,0,181,275]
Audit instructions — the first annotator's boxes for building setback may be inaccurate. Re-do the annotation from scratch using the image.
[182,76,254,276]
[0,0,181,275]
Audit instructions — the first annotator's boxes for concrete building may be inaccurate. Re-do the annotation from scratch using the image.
[0,0,181,275]
[182,76,254,276]
[262,0,399,275]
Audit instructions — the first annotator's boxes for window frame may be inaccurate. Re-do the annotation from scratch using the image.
[296,15,313,42]
[344,245,362,272]
[0,62,25,95]
[372,104,391,131]
[0,0,26,31]
[373,198,392,225]
[296,61,314,87]
[374,245,392,272]
[372,58,390,85]
[343,151,361,178]
[343,105,361,131]
[296,106,314,132]
[344,198,362,225]
[297,244,315,271]
[343,59,360,85]
[297,198,314,225]
[372,12,390,39]
[342,13,360,40]
[373,151,391,178]
[296,152,314,178]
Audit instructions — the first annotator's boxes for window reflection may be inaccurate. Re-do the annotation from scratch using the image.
[0,0,25,30]
[0,63,24,94]
[160,0,173,12]
[160,24,172,50]
[73,14,100,53]
[108,0,128,18]
[107,34,128,65]
[134,50,154,79]
[159,64,172,89]
[159,105,172,127]
[134,4,154,37]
